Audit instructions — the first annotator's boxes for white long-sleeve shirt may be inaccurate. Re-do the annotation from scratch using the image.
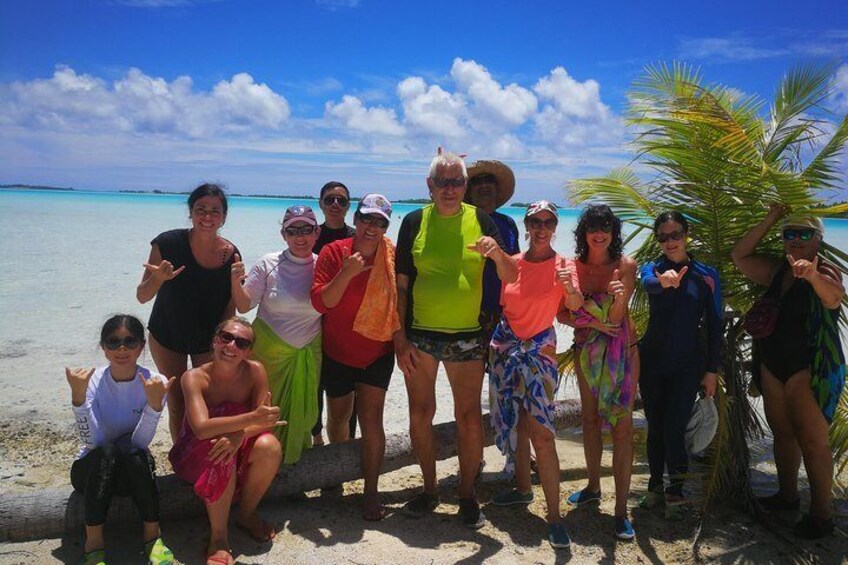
[72,365,166,459]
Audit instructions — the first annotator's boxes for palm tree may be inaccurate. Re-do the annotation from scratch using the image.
[565,62,848,523]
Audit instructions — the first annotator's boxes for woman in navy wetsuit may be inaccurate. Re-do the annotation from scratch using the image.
[637,211,722,519]
[137,183,238,442]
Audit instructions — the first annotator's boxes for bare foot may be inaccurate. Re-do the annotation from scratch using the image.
[206,540,233,565]
[362,492,386,521]
[235,512,276,542]
[313,434,324,447]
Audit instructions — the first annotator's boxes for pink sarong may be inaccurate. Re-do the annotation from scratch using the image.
[169,402,268,504]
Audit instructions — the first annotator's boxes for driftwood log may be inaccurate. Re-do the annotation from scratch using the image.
[0,400,589,541]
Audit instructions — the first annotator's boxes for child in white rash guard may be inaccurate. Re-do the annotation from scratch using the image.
[66,314,175,565]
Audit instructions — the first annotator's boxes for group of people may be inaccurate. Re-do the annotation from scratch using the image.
[65,151,845,564]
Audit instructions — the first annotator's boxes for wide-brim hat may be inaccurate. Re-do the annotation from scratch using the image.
[464,160,515,209]
[780,214,825,236]
[685,396,718,455]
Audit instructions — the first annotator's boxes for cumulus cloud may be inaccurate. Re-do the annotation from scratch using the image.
[449,58,537,131]
[0,65,290,137]
[397,76,466,138]
[532,67,622,148]
[325,95,405,136]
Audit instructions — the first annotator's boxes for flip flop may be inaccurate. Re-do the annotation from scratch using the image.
[206,549,233,565]
[363,503,387,521]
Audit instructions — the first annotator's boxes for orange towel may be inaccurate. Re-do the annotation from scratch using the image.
[353,236,401,342]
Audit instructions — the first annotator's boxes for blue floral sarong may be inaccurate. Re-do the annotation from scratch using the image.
[489,317,559,475]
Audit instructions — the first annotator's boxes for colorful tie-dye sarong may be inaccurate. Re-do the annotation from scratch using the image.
[252,318,321,464]
[169,402,269,504]
[489,317,559,475]
[573,293,633,428]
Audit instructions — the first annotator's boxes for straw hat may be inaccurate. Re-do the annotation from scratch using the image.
[465,160,515,209]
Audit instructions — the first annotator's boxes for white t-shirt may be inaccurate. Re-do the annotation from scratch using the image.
[72,365,166,459]
[244,249,322,348]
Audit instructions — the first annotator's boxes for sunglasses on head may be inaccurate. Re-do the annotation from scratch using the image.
[527,217,558,230]
[431,177,467,189]
[586,221,613,234]
[102,336,142,351]
[216,330,252,350]
[284,225,317,236]
[323,195,350,207]
[656,230,685,243]
[357,214,389,229]
[782,228,816,241]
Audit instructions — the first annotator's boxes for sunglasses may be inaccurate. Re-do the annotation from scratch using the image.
[586,222,613,234]
[102,336,142,351]
[216,330,252,350]
[431,177,467,189]
[656,230,685,243]
[284,225,317,236]
[527,218,558,230]
[357,214,389,229]
[782,228,816,242]
[323,195,350,207]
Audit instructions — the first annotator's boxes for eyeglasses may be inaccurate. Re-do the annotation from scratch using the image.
[586,221,613,234]
[216,330,253,350]
[323,195,350,207]
[357,214,389,229]
[284,225,317,236]
[527,218,558,230]
[193,207,224,218]
[656,230,685,243]
[102,336,142,351]
[782,228,816,241]
[431,177,467,189]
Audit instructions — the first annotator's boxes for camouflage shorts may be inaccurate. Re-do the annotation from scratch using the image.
[408,330,487,363]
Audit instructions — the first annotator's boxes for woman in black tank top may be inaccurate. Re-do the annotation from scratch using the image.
[137,183,239,442]
[732,203,845,539]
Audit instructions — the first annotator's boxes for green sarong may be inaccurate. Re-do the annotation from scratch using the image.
[251,318,321,464]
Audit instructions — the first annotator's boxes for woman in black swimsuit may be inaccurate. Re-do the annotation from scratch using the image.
[732,203,845,539]
[137,183,239,442]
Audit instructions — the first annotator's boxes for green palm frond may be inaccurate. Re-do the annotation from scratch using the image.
[833,389,848,475]
[566,62,848,516]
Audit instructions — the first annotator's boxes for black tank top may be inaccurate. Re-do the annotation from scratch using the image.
[147,229,238,354]
[756,262,811,381]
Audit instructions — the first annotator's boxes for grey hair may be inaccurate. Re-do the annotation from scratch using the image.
[427,150,468,179]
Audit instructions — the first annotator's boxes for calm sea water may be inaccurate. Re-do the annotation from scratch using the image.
[1,188,846,431]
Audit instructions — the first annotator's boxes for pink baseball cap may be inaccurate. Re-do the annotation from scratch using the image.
[282,205,318,228]
[356,193,393,222]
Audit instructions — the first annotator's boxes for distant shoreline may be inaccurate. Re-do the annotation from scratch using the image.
[3,184,846,217]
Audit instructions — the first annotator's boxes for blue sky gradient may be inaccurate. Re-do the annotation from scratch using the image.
[2,0,846,202]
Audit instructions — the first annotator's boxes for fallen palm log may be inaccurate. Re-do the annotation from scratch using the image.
[0,399,592,541]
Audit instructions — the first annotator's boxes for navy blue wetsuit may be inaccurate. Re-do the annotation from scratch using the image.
[638,256,722,497]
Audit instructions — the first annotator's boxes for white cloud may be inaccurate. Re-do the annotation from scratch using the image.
[532,67,622,148]
[449,58,537,131]
[397,76,466,138]
[325,95,405,136]
[678,37,787,62]
[834,64,848,113]
[0,66,290,137]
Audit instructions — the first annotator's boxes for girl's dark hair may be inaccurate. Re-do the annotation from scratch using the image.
[188,183,228,215]
[653,211,689,235]
[100,314,145,344]
[319,181,350,199]
[574,204,623,262]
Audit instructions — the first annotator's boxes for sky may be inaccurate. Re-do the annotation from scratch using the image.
[1,0,847,203]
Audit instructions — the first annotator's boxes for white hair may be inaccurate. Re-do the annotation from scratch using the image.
[427,150,467,179]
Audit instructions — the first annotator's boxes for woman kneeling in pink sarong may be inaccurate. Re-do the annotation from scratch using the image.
[169,317,284,565]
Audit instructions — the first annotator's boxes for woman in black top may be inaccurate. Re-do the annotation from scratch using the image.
[732,203,845,539]
[137,183,238,442]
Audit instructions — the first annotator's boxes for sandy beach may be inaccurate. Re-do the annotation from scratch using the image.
[2,406,847,564]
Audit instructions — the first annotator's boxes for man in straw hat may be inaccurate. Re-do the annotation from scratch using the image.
[464,160,521,341]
